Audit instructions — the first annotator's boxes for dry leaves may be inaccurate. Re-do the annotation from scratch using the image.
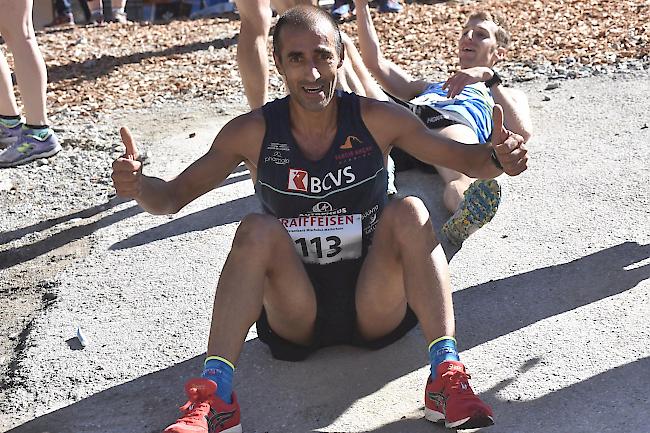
[13,0,649,117]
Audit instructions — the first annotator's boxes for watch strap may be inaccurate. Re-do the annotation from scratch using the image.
[490,148,503,170]
[485,69,502,88]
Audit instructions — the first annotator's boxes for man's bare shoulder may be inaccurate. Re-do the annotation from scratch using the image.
[214,108,266,158]
[358,96,418,151]
[222,109,265,138]
[358,95,411,120]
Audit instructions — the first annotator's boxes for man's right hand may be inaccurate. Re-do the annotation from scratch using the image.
[491,105,528,176]
[111,127,143,199]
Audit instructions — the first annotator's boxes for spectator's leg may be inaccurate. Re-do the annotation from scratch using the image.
[270,0,316,13]
[111,0,128,23]
[0,0,48,125]
[61,0,73,15]
[80,0,92,21]
[0,0,60,167]
[86,0,105,22]
[0,49,20,117]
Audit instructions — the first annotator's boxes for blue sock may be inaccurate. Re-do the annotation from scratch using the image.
[428,336,460,377]
[202,356,234,404]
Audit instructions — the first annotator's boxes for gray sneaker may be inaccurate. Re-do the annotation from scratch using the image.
[0,120,23,148]
[0,127,61,168]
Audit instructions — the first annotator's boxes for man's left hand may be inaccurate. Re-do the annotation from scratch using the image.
[491,104,528,176]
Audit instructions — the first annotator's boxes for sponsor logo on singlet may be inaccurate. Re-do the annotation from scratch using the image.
[288,166,356,193]
[313,201,333,212]
[340,135,362,150]
[336,136,374,163]
[288,168,308,191]
[299,201,348,217]
[268,142,290,152]
[362,204,380,234]
[265,150,290,165]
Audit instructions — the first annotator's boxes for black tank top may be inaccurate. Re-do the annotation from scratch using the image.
[255,91,387,264]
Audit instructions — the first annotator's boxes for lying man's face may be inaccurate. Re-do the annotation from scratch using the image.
[457,18,506,69]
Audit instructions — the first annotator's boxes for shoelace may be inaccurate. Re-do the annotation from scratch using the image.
[176,384,214,425]
[441,369,473,395]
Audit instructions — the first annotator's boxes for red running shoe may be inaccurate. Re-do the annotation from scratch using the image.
[425,360,494,429]
[163,378,242,433]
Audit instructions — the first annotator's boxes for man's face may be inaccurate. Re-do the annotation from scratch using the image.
[457,18,505,69]
[274,23,342,112]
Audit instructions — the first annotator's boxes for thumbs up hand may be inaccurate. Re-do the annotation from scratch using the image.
[490,104,528,176]
[111,127,143,198]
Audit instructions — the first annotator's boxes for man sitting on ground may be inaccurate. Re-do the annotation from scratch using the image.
[112,6,528,433]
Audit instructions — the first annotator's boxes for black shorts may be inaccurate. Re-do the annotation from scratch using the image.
[387,95,461,172]
[256,258,418,361]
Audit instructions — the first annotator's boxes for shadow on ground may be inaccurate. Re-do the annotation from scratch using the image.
[0,197,141,270]
[109,194,260,250]
[7,241,648,433]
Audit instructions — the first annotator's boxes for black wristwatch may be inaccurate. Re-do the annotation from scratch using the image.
[490,149,503,170]
[485,69,502,88]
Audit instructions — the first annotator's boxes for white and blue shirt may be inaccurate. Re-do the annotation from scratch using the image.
[409,82,494,143]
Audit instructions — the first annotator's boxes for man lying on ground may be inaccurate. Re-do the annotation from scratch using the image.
[353,0,533,245]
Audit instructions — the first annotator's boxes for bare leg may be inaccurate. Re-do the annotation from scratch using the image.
[234,0,317,109]
[270,0,317,12]
[433,123,479,213]
[86,0,103,18]
[207,214,317,363]
[355,197,454,343]
[0,0,48,125]
[0,49,19,116]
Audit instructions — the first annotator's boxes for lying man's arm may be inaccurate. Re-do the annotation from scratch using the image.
[353,0,429,102]
[491,85,533,142]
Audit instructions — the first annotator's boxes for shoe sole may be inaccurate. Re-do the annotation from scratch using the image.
[424,407,445,423]
[425,408,494,429]
[441,179,501,246]
[221,424,242,433]
[164,423,241,433]
[446,414,494,429]
[0,143,62,168]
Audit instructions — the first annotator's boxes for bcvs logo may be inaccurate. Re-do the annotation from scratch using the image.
[288,169,308,191]
[288,166,356,193]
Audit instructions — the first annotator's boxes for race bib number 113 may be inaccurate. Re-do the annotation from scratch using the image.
[281,214,362,265]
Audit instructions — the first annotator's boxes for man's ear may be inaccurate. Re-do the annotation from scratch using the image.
[338,44,345,69]
[274,53,285,76]
[494,46,507,63]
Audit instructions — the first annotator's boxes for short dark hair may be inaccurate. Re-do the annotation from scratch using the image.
[272,5,343,60]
